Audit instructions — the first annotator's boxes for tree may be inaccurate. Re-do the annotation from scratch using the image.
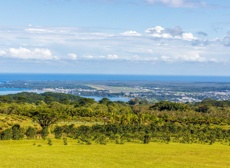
[99,98,111,105]
[12,124,24,140]
[31,105,60,128]
[25,126,37,139]
[54,126,63,139]
[44,96,55,104]
[0,128,12,140]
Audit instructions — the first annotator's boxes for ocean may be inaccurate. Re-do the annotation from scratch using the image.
[0,73,230,82]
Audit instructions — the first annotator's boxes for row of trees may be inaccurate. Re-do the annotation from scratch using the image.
[1,123,229,146]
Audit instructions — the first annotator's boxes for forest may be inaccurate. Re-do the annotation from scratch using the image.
[0,92,229,145]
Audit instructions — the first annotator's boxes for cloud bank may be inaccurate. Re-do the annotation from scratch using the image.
[0,25,229,75]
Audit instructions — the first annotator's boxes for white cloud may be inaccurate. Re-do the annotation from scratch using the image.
[67,53,78,60]
[146,26,196,41]
[0,50,6,56]
[0,26,228,69]
[0,47,58,60]
[81,54,158,62]
[105,54,119,60]
[161,52,212,63]
[176,53,206,62]
[82,54,120,60]
[145,26,164,34]
[145,0,205,8]
[121,30,141,37]
[181,33,197,41]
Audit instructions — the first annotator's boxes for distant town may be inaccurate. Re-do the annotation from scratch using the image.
[2,80,229,103]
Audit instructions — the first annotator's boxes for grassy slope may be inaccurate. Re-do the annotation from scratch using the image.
[0,140,229,168]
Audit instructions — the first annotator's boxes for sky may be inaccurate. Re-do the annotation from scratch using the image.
[0,0,230,75]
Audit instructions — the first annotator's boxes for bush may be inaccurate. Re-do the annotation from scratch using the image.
[0,128,12,140]
[143,134,151,144]
[25,126,37,139]
[12,124,24,140]
[54,126,63,139]
[63,138,68,145]
[47,138,52,146]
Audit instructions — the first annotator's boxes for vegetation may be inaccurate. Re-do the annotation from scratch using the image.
[0,92,229,145]
[0,92,229,167]
[0,140,229,168]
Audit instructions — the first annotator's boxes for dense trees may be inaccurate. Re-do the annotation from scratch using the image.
[0,92,229,145]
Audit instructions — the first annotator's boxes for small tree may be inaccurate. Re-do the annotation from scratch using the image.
[0,128,12,140]
[12,124,24,140]
[31,105,60,129]
[25,126,37,139]
[54,126,63,139]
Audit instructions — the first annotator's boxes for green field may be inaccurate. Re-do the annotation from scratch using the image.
[0,140,229,168]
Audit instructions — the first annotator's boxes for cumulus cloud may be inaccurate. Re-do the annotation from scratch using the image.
[121,30,142,37]
[145,26,196,41]
[145,0,206,8]
[0,47,58,60]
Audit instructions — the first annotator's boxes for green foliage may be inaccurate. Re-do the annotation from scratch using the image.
[0,128,12,140]
[47,138,52,146]
[0,92,229,146]
[25,126,37,139]
[150,101,191,111]
[31,105,60,128]
[54,126,63,139]
[143,134,151,144]
[95,134,107,145]
[99,98,111,105]
[63,138,68,145]
[41,127,49,140]
[12,124,24,140]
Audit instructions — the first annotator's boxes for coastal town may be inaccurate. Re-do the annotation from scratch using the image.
[40,83,230,103]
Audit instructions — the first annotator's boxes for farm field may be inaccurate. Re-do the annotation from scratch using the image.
[0,140,229,168]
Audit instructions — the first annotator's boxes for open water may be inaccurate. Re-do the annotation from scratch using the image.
[0,73,230,82]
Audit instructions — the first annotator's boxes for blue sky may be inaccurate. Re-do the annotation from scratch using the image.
[0,0,230,75]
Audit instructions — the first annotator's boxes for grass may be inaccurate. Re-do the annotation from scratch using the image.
[0,140,229,168]
[0,114,39,131]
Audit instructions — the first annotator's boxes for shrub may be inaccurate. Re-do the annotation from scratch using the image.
[12,124,24,140]
[25,126,37,139]
[47,138,52,146]
[54,126,63,139]
[0,128,12,140]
